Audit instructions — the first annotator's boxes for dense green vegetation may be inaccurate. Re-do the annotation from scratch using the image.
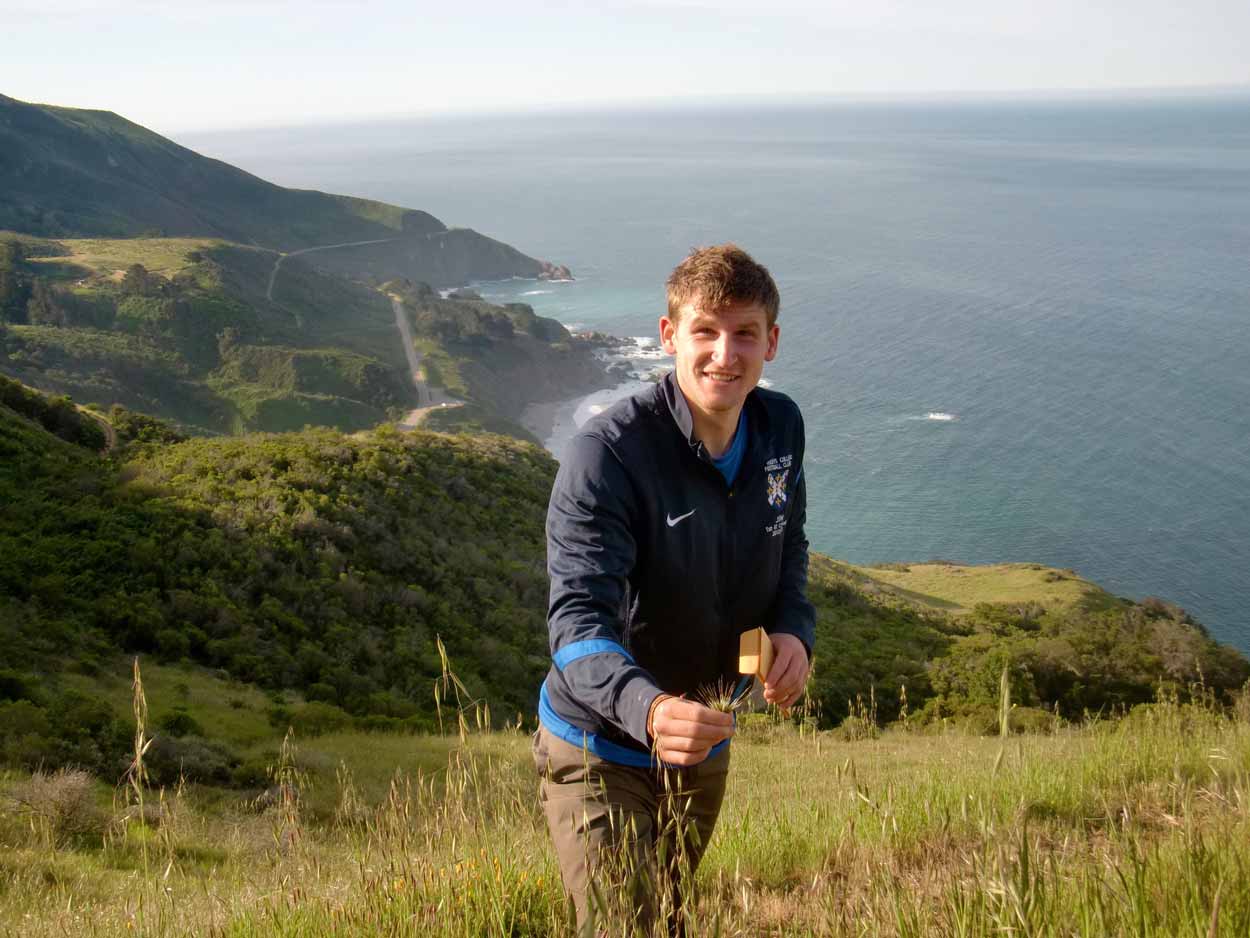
[1,402,557,777]
[0,372,105,449]
[390,282,611,421]
[2,390,1246,787]
[420,403,541,444]
[807,556,1248,731]
[3,233,602,438]
[1,233,412,433]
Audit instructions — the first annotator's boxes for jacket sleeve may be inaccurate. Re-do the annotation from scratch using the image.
[768,415,816,657]
[545,433,663,747]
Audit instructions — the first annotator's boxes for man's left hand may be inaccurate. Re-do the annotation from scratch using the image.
[763,632,809,709]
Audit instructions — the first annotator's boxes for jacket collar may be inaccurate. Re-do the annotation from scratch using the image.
[660,370,769,461]
[660,371,697,447]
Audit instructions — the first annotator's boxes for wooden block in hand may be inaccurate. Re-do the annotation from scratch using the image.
[738,627,775,683]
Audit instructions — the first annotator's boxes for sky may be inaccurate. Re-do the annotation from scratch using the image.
[4,0,1249,134]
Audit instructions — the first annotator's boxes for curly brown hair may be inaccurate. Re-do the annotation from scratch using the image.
[665,244,780,327]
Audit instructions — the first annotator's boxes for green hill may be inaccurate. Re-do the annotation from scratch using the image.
[390,280,614,422]
[1,232,411,433]
[1,232,605,436]
[0,93,566,285]
[2,388,1246,782]
[0,93,591,437]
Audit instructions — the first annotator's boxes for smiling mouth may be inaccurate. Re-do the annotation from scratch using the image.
[703,371,740,383]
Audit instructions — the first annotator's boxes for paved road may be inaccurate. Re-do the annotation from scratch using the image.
[391,295,429,406]
[390,295,461,424]
[265,238,401,301]
[263,238,466,428]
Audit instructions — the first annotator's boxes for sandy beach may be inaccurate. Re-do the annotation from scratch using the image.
[521,379,653,459]
[520,332,671,458]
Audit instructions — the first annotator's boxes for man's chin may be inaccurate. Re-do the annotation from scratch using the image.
[698,391,749,414]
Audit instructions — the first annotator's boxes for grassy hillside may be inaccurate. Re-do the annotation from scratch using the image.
[394,283,611,421]
[809,554,1248,731]
[0,93,440,248]
[2,391,1246,788]
[2,388,1249,936]
[0,692,1247,937]
[2,233,603,436]
[1,232,412,433]
[0,93,584,436]
[0,399,562,777]
[0,93,560,285]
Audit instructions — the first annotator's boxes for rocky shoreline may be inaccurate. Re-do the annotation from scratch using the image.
[520,330,668,457]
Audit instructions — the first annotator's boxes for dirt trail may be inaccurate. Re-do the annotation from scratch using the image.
[76,406,117,453]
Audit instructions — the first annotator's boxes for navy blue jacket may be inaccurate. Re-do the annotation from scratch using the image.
[540,371,816,765]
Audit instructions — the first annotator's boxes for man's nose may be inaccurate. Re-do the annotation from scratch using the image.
[711,334,735,365]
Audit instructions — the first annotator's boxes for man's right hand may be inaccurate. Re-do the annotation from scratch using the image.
[649,696,734,766]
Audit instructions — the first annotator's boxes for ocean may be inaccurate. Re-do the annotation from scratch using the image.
[184,98,1250,652]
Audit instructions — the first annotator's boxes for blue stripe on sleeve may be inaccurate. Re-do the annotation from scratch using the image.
[552,639,635,670]
[538,681,729,769]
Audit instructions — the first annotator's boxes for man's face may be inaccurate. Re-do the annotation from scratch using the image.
[659,301,779,420]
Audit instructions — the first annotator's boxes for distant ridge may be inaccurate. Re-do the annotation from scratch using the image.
[0,93,562,284]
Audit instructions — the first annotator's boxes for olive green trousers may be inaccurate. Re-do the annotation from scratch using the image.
[533,726,730,937]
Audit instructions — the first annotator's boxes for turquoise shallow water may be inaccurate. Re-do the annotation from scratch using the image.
[187,99,1250,650]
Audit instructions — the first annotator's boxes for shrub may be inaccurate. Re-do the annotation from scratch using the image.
[355,714,408,734]
[232,756,272,789]
[267,704,292,729]
[0,669,39,703]
[953,706,1000,736]
[156,709,204,738]
[145,736,237,786]
[155,628,191,662]
[107,405,187,444]
[0,700,54,766]
[305,682,338,703]
[287,702,352,737]
[1008,706,1060,735]
[9,768,104,844]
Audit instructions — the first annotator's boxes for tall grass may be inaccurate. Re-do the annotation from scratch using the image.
[0,675,1247,936]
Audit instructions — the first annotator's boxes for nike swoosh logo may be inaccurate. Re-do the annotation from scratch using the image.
[666,509,696,527]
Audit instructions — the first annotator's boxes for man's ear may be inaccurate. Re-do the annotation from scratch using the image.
[659,316,678,355]
[764,323,780,362]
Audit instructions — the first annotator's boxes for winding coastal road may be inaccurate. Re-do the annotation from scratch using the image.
[265,238,401,301]
[263,237,461,428]
[389,294,461,427]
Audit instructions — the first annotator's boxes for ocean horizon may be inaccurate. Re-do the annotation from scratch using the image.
[185,98,1250,653]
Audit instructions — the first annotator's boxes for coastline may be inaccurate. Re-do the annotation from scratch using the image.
[519,331,668,458]
[518,332,778,459]
[520,378,652,459]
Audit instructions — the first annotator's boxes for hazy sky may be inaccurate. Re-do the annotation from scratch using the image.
[5,0,1249,133]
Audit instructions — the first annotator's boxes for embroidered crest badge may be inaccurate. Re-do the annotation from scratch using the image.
[766,469,788,509]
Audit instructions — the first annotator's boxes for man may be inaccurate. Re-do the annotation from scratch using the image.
[535,244,815,933]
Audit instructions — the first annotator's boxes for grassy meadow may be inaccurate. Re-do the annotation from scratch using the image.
[2,660,1247,938]
[848,562,1098,616]
[26,238,226,281]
